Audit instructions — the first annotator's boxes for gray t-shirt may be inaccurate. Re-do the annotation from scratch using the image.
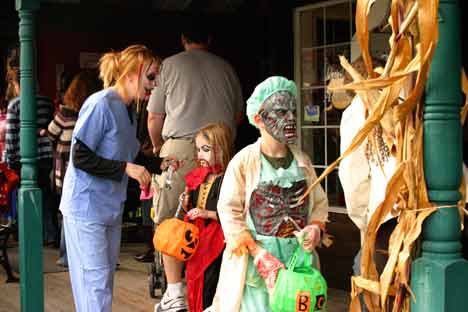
[147,49,243,140]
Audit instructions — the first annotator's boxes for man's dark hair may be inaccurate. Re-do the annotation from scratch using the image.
[181,16,211,44]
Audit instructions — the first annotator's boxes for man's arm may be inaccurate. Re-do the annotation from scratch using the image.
[233,71,244,125]
[147,111,165,154]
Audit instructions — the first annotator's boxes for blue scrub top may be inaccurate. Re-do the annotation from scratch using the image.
[60,89,140,225]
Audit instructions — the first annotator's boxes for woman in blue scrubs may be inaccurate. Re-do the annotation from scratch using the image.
[59,45,158,312]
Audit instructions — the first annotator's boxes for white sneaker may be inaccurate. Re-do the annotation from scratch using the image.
[154,292,188,312]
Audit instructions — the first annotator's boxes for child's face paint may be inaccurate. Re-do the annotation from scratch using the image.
[195,135,216,167]
[259,91,297,144]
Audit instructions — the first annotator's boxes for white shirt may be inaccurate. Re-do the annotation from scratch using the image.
[338,95,396,242]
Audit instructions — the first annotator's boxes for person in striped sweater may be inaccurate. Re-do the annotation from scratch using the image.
[47,71,101,195]
[46,70,101,266]
[5,63,58,246]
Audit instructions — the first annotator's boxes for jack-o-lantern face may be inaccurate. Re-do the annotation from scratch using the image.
[154,218,200,261]
[180,228,199,260]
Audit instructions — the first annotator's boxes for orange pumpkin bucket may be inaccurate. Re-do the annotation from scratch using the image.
[154,218,200,261]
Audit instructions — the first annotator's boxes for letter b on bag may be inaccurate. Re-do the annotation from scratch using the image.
[295,291,310,312]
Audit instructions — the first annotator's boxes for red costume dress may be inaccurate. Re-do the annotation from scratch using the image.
[184,167,225,312]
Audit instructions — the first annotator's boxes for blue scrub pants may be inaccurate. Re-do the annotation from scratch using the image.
[64,216,121,312]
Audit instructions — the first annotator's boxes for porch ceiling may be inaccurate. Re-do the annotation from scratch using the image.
[41,0,248,13]
[39,0,328,13]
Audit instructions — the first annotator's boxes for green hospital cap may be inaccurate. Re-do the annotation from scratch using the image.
[246,76,297,127]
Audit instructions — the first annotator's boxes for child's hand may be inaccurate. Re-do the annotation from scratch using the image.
[179,192,187,204]
[253,248,285,292]
[230,230,257,257]
[295,224,321,251]
[187,208,208,220]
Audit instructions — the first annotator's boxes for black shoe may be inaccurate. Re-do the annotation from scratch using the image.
[134,250,154,263]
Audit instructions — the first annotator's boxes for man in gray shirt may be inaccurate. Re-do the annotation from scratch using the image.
[147,19,243,312]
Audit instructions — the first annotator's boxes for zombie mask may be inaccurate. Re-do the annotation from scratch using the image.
[259,91,297,144]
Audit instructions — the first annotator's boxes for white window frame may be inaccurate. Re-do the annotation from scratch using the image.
[294,0,355,214]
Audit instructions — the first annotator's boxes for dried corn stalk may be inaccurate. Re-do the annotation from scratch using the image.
[299,0,448,311]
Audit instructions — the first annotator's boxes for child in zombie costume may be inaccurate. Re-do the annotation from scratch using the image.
[181,123,233,312]
[208,76,329,312]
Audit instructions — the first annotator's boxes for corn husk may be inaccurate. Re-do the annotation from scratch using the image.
[461,70,468,124]
[298,0,463,311]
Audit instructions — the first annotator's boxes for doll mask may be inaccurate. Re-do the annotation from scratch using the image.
[259,91,297,145]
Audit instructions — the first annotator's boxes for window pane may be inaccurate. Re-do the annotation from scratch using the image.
[302,48,324,88]
[301,128,325,166]
[325,44,351,72]
[326,128,340,165]
[301,9,325,48]
[324,2,351,45]
[327,169,346,207]
[324,44,350,126]
[351,1,357,36]
[313,167,326,189]
[326,105,345,126]
[302,88,325,126]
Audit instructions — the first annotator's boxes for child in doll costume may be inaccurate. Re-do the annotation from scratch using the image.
[183,123,234,312]
[207,76,329,312]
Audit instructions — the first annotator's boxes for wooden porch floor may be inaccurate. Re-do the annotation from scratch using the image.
[0,243,350,311]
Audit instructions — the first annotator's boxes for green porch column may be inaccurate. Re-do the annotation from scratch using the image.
[411,0,468,311]
[15,1,44,311]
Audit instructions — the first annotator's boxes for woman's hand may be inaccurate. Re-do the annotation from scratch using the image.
[125,162,151,187]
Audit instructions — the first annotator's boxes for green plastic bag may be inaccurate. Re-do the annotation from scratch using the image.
[270,247,327,312]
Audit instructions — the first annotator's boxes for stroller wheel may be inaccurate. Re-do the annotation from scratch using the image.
[153,252,167,297]
[148,263,157,299]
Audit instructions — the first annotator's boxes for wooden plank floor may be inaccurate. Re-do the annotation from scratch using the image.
[0,243,349,311]
[0,244,155,312]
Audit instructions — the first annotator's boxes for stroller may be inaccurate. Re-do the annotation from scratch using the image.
[148,194,189,298]
[148,247,167,298]
[148,166,185,299]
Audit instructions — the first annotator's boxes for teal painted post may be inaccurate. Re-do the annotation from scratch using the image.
[15,1,44,311]
[411,0,468,311]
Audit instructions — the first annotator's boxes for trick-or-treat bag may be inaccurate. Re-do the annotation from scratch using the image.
[270,246,327,312]
[154,217,199,261]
